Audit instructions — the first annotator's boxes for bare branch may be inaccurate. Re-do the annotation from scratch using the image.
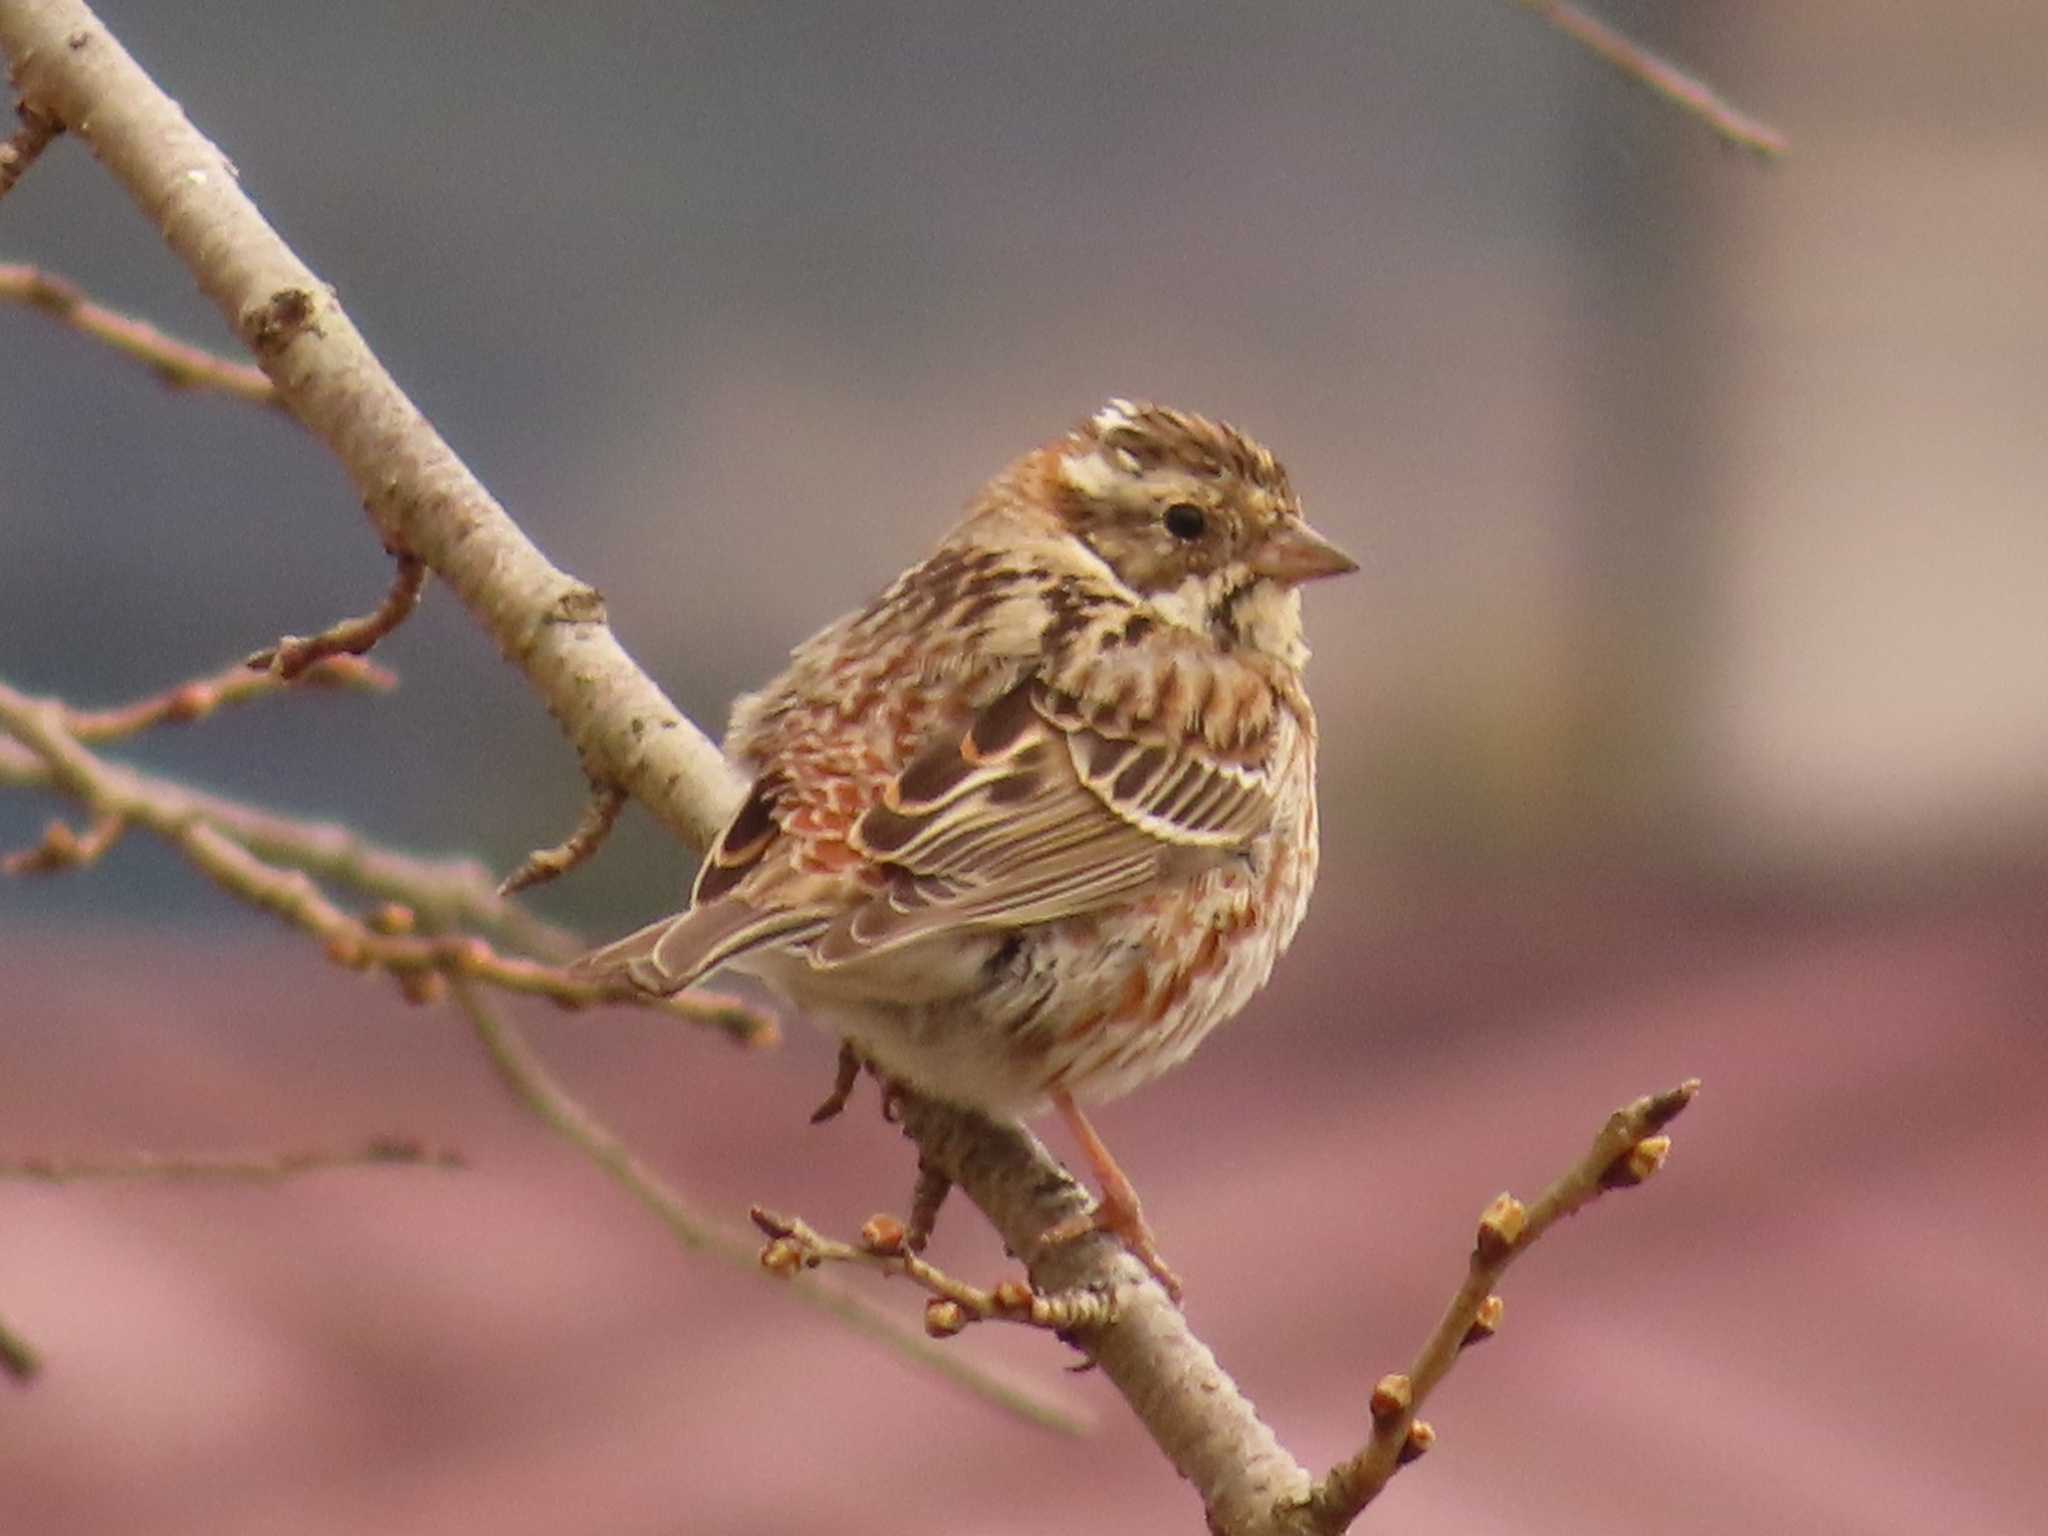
[1513,1,1787,158]
[750,1206,1119,1339]
[0,5,1715,1522]
[454,980,1088,1435]
[0,677,774,1045]
[1300,1080,1701,1532]
[500,778,627,895]
[0,99,58,201]
[246,550,429,679]
[65,653,395,742]
[894,1092,1319,1530]
[0,1137,465,1182]
[0,735,572,958]
[0,262,280,404]
[1,3,744,856]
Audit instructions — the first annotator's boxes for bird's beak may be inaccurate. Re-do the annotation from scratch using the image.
[1249,520,1360,586]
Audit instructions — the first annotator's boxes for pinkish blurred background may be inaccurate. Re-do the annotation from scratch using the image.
[4,4,2045,1533]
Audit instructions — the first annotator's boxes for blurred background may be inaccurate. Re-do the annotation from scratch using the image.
[3,3,2044,1532]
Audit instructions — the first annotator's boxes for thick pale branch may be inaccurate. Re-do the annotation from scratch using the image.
[895,1094,1318,1530]
[0,5,1718,1525]
[0,1,742,853]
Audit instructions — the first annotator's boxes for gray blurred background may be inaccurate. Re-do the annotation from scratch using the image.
[4,4,2044,1533]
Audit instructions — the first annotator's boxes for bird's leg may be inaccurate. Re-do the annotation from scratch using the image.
[904,1156,953,1252]
[808,1039,863,1124]
[1043,1092,1183,1303]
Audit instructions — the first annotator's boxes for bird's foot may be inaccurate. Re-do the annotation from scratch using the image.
[1045,1092,1183,1303]
[1040,1185,1183,1304]
[808,1040,863,1124]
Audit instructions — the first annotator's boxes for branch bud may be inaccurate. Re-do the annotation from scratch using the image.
[1474,1193,1526,1261]
[1462,1293,1504,1348]
[1601,1135,1672,1189]
[858,1214,906,1256]
[1398,1420,1436,1464]
[1368,1373,1412,1422]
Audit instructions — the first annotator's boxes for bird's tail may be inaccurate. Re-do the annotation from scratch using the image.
[572,898,825,995]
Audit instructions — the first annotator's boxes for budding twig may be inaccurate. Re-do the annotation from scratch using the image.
[0,678,774,1045]
[64,653,395,742]
[751,1206,1118,1339]
[1299,1079,1701,1532]
[0,735,571,959]
[455,980,1085,1434]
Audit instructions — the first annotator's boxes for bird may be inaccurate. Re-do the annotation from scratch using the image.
[579,399,1356,1297]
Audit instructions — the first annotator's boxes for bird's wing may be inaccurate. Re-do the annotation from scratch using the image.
[810,678,1276,962]
[576,675,1282,991]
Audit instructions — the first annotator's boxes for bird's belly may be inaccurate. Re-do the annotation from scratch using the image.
[752,849,1300,1118]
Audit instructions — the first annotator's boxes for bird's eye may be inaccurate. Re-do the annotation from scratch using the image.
[1163,502,1206,540]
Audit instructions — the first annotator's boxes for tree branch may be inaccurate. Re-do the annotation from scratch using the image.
[0,98,58,201]
[62,653,395,742]
[1,1,742,856]
[0,4,1713,1525]
[451,979,1087,1435]
[0,1137,464,1182]
[0,733,572,959]
[245,551,429,679]
[0,262,281,403]
[0,676,772,1044]
[1512,0,1787,158]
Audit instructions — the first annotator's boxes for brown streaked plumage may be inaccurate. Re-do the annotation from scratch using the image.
[580,399,1356,1295]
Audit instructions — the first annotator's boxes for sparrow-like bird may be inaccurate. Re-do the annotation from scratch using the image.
[582,400,1355,1295]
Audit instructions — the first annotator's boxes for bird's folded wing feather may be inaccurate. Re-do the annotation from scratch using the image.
[578,676,1280,990]
[813,678,1274,961]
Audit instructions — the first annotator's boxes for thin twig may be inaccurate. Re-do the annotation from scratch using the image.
[247,551,429,678]
[1299,1080,1701,1532]
[0,679,774,1045]
[0,262,281,404]
[0,735,573,959]
[0,99,59,202]
[1514,0,1787,158]
[500,778,627,895]
[453,979,1087,1435]
[0,1137,465,1182]
[0,1311,41,1383]
[752,1206,1117,1339]
[65,653,395,743]
[3,810,125,874]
